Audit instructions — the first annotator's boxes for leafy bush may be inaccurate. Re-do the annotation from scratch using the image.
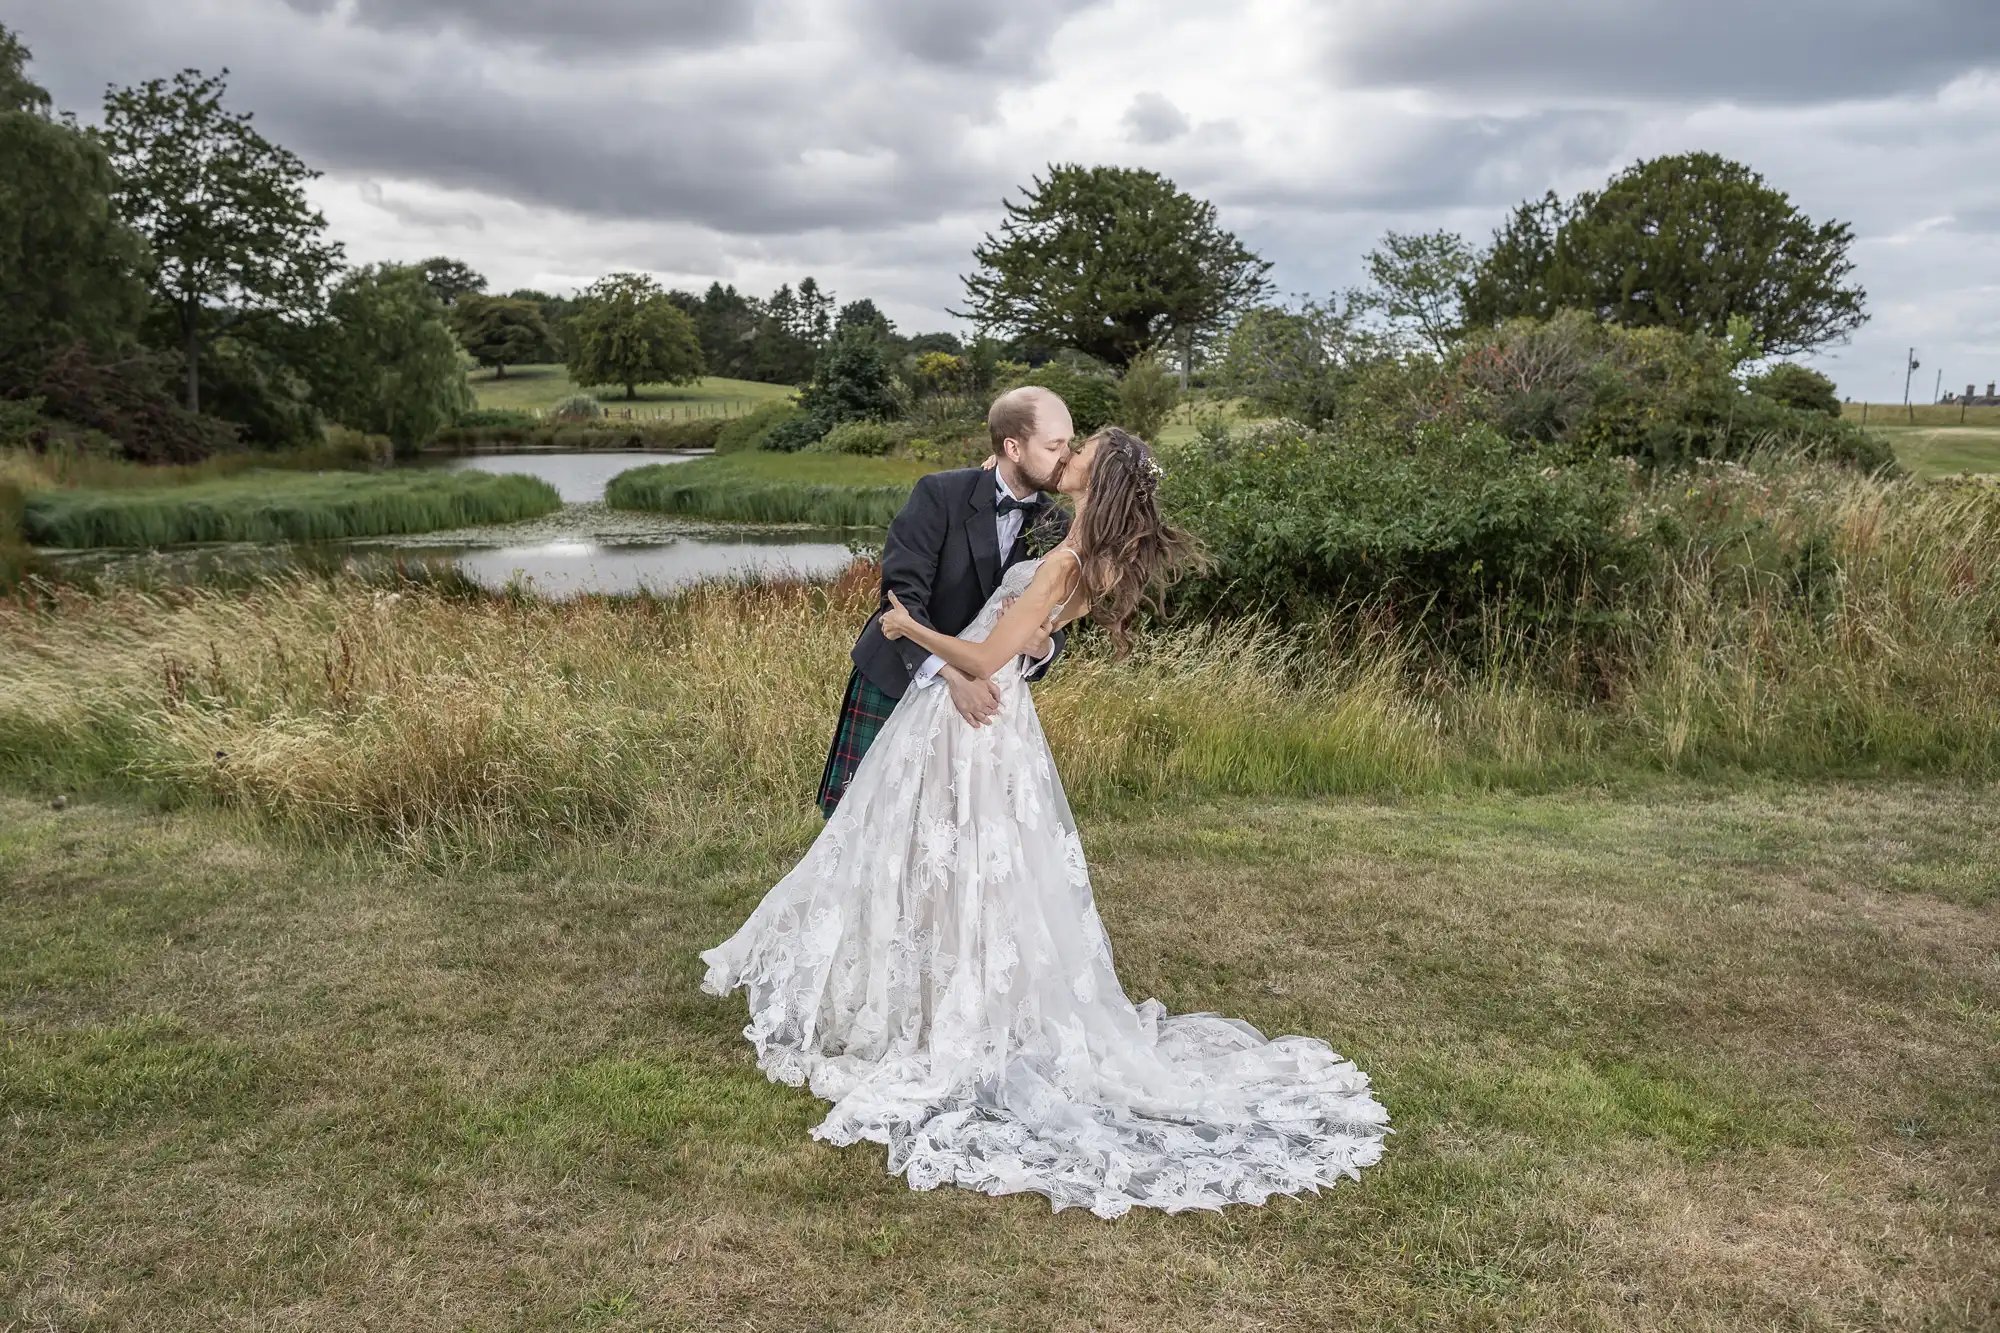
[909,351,968,398]
[1009,361,1117,435]
[1747,363,1840,417]
[23,343,240,463]
[1445,314,1893,473]
[816,420,901,456]
[550,394,605,421]
[761,413,827,453]
[714,400,801,454]
[454,408,540,431]
[1161,419,1647,634]
[1116,353,1181,440]
[199,337,320,449]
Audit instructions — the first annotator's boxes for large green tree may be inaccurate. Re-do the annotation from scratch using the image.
[960,163,1271,370]
[451,294,550,378]
[0,26,149,374]
[416,256,486,308]
[1464,154,1866,357]
[565,273,705,399]
[311,264,471,453]
[102,68,343,414]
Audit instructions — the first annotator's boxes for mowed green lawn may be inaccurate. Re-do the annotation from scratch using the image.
[1,781,1994,1330]
[471,364,795,415]
[1842,403,2000,477]
[1874,426,2000,478]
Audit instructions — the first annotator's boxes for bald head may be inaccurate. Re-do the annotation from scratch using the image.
[987,386,1062,456]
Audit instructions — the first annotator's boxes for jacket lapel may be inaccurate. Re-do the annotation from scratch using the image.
[966,473,1001,599]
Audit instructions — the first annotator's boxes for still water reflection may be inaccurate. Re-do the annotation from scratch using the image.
[39,452,870,598]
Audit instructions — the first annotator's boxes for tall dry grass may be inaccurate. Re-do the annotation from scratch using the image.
[2,464,1995,861]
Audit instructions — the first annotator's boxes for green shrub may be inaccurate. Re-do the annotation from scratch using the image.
[1008,361,1118,435]
[455,408,540,431]
[1746,363,1840,417]
[714,400,802,454]
[550,394,605,421]
[763,412,830,453]
[1448,315,1894,473]
[816,420,901,456]
[1117,353,1181,440]
[1161,419,1646,634]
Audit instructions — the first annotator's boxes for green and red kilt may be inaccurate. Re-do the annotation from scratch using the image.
[816,667,899,818]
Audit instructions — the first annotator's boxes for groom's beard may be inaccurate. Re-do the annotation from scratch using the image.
[1022,458,1064,494]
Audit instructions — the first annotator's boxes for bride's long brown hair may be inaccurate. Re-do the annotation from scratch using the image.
[1067,427,1199,655]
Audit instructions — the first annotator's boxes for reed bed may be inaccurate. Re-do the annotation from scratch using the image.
[606,453,931,527]
[22,469,562,548]
[3,461,1996,863]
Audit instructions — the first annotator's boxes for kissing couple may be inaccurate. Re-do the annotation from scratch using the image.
[702,386,1388,1219]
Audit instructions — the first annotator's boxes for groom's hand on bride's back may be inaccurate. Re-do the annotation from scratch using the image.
[942,665,1001,728]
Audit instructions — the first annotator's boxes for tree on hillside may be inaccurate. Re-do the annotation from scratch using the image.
[835,298,894,341]
[1464,154,1866,357]
[102,68,343,414]
[310,263,471,453]
[417,256,486,308]
[960,163,1271,373]
[564,272,705,400]
[1356,229,1475,356]
[678,282,758,379]
[0,25,150,376]
[1461,192,1571,328]
[451,294,549,378]
[795,276,833,347]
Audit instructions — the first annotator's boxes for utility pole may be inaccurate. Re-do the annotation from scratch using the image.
[1932,368,1943,407]
[1902,348,1919,424]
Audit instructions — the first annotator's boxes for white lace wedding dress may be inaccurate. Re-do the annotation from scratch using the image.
[701,558,1389,1218]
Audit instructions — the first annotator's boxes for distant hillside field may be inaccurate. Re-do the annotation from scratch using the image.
[471,365,796,417]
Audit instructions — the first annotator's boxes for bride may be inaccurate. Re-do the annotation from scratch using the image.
[700,426,1389,1218]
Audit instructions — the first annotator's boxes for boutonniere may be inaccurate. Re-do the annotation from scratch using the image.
[1026,500,1069,558]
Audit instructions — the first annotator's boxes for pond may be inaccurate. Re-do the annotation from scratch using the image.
[37,451,871,598]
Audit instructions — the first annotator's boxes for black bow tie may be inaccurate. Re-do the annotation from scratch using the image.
[996,493,1042,517]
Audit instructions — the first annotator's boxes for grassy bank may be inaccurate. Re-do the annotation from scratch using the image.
[470,365,795,416]
[21,469,562,549]
[606,452,936,527]
[1,780,1993,1329]
[3,457,1997,861]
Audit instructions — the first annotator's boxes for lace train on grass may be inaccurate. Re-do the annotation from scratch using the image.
[701,560,1389,1218]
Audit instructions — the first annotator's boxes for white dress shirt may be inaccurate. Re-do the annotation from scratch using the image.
[913,469,1054,689]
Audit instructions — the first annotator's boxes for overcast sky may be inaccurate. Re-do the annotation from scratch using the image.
[12,0,1999,399]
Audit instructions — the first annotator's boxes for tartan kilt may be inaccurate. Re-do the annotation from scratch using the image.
[816,667,899,818]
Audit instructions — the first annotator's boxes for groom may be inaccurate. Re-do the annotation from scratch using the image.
[816,386,1075,817]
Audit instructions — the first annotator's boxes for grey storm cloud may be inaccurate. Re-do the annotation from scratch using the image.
[1122,91,1189,145]
[275,0,757,54]
[10,0,1062,235]
[860,0,1109,71]
[1331,0,2000,103]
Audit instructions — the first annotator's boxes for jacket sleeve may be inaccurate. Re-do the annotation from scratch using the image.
[878,474,947,678]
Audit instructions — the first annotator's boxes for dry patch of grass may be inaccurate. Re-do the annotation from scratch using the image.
[1,781,1993,1330]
